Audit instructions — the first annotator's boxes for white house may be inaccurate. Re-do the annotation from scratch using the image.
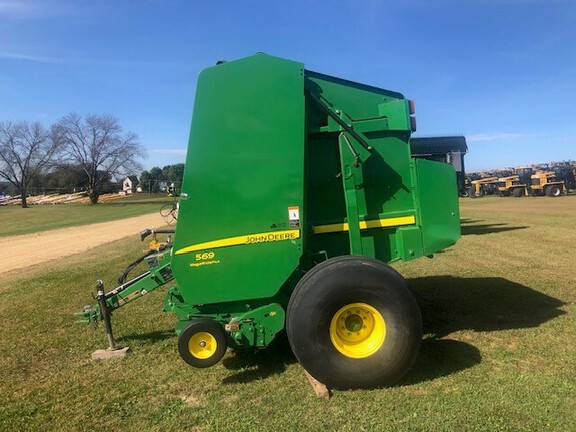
[123,176,139,194]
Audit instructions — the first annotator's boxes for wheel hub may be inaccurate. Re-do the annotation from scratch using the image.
[344,314,363,332]
[188,331,217,359]
[330,302,386,358]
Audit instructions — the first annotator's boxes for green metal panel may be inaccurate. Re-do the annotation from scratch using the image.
[172,54,305,305]
[414,159,461,254]
[304,71,419,263]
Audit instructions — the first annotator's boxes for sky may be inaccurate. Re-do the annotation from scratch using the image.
[1,0,575,172]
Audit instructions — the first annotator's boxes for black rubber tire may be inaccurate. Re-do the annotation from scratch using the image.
[546,185,562,197]
[468,186,477,198]
[178,319,227,368]
[512,187,524,197]
[286,256,422,389]
[477,186,485,197]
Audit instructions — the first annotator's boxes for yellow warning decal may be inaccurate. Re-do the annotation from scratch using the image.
[312,215,416,234]
[175,229,300,255]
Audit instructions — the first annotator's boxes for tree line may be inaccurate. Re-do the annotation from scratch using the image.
[0,115,187,207]
[139,164,185,193]
[1,113,153,208]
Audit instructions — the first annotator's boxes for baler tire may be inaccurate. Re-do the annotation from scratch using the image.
[177,319,227,368]
[286,256,422,389]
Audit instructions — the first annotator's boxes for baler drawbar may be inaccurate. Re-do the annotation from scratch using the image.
[76,231,174,348]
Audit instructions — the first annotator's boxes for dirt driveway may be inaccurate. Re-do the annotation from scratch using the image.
[0,213,167,275]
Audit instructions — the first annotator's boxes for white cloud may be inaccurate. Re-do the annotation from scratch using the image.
[0,1,30,12]
[0,51,178,68]
[0,51,65,64]
[0,1,82,19]
[0,1,48,18]
[467,133,526,142]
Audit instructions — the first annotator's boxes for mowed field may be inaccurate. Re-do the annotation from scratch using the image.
[0,196,574,431]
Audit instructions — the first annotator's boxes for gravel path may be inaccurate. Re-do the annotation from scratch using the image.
[0,213,167,275]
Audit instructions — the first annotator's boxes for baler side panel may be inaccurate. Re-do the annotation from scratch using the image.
[304,72,417,263]
[414,159,461,254]
[172,54,306,305]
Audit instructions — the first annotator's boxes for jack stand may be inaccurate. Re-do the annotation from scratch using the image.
[91,280,130,360]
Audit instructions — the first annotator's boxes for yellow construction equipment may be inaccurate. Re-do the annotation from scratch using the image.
[495,176,527,197]
[468,177,498,198]
[529,171,565,196]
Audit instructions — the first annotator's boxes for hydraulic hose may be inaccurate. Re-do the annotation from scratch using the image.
[118,250,156,285]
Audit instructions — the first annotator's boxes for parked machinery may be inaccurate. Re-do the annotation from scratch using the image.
[468,165,573,199]
[529,171,566,197]
[550,163,576,192]
[468,176,499,198]
[495,176,527,197]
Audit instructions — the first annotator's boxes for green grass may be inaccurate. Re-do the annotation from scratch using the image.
[1,196,575,431]
[0,194,175,237]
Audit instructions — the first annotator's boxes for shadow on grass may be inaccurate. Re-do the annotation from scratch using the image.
[460,218,529,235]
[398,338,482,386]
[221,335,297,385]
[398,275,565,385]
[118,330,176,343]
[410,276,566,337]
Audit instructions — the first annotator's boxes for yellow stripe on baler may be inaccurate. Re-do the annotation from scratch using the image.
[174,216,414,255]
[312,215,416,234]
[174,229,300,255]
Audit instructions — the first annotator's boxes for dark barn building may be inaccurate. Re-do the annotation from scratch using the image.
[410,136,468,195]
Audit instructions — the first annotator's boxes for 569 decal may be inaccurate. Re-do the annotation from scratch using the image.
[190,251,220,268]
[195,251,215,261]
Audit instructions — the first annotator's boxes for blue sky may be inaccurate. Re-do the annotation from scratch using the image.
[1,0,575,172]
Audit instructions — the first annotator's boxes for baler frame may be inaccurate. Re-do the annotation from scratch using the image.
[77,53,460,389]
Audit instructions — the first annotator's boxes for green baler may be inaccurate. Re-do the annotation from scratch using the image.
[79,53,460,389]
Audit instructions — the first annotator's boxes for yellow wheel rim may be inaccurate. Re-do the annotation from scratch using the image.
[329,302,386,358]
[188,331,217,359]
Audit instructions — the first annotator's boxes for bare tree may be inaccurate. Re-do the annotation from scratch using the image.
[53,113,146,204]
[0,121,61,208]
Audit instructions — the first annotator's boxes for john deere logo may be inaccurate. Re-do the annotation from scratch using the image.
[245,231,298,245]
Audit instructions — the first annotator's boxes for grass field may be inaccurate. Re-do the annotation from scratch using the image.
[0,194,175,237]
[1,196,574,431]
